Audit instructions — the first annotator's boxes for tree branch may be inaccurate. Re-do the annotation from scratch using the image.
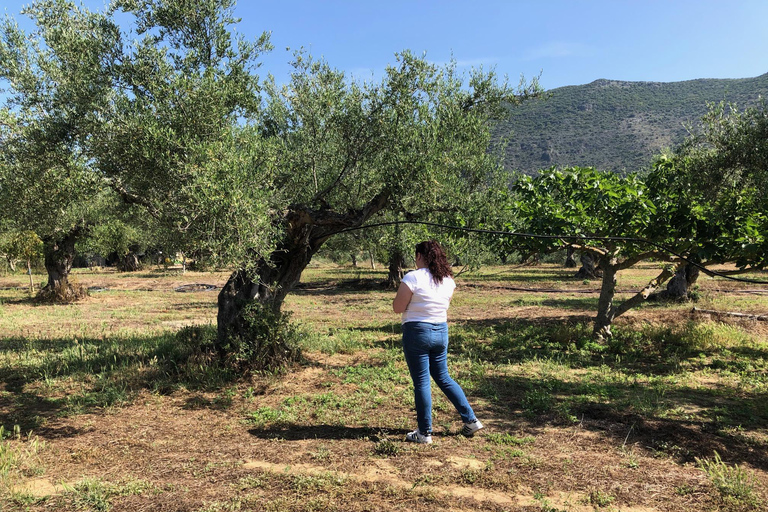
[613,266,675,319]
[106,178,161,219]
[705,266,765,277]
[616,251,673,270]
[567,243,608,257]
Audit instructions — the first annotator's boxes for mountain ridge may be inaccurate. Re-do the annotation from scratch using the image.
[494,72,768,175]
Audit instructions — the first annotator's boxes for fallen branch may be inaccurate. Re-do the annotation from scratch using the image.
[692,307,768,321]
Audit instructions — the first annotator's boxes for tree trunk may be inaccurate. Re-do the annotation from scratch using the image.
[592,259,675,340]
[664,262,700,300]
[576,252,601,279]
[593,257,618,340]
[216,192,389,363]
[27,259,34,294]
[39,229,87,302]
[118,251,141,272]
[565,246,577,268]
[386,250,407,289]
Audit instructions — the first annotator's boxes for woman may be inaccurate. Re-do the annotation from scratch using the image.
[392,240,483,444]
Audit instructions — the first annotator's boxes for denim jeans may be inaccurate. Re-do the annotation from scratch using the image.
[401,321,476,434]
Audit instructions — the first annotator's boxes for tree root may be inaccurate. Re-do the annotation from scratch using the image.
[36,282,88,303]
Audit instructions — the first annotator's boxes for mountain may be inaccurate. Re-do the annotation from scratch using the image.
[492,73,768,175]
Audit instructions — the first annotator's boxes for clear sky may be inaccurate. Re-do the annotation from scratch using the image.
[2,0,767,90]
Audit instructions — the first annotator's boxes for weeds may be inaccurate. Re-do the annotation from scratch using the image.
[62,478,114,512]
[485,432,535,446]
[522,387,555,417]
[585,488,615,507]
[696,451,763,509]
[372,439,401,457]
[60,476,156,511]
[0,425,45,490]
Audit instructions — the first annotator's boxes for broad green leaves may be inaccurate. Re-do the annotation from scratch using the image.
[647,102,768,270]
[509,166,654,257]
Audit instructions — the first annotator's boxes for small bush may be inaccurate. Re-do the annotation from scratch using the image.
[219,303,302,371]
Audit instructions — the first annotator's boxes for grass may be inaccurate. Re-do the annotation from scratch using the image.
[0,425,45,493]
[0,263,767,510]
[697,451,764,509]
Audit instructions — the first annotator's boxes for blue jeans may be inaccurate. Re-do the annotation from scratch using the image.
[401,321,476,434]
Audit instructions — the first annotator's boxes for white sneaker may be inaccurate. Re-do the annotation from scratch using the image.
[405,429,433,444]
[461,419,483,437]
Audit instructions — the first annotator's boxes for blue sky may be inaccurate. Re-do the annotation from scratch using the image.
[2,0,767,90]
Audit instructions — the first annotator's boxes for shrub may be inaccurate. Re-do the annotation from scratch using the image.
[220,303,302,372]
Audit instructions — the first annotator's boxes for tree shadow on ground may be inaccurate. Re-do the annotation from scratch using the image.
[166,301,217,311]
[0,330,229,432]
[476,370,768,471]
[460,269,580,284]
[293,279,390,297]
[0,296,40,306]
[443,315,768,376]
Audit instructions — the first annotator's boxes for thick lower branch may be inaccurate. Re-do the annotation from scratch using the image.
[613,267,675,318]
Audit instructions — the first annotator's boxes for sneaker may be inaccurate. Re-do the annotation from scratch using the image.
[461,419,484,437]
[405,429,433,444]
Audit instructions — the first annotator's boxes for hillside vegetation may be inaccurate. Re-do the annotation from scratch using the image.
[494,72,768,174]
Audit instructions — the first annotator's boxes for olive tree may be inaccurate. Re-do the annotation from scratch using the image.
[211,52,538,360]
[0,1,136,300]
[2,0,540,367]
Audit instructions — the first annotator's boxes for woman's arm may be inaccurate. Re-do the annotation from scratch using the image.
[392,282,413,313]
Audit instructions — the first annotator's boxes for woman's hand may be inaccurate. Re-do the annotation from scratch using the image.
[392,282,413,313]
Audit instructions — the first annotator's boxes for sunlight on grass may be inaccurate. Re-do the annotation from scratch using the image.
[1,264,767,509]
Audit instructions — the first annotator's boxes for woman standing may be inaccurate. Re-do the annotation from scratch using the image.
[392,240,483,444]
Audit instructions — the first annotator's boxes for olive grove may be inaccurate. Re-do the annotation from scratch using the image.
[1,0,539,366]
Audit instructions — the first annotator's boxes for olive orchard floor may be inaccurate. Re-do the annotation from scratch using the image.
[0,263,766,511]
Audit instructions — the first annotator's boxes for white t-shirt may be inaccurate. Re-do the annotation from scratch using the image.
[401,268,456,324]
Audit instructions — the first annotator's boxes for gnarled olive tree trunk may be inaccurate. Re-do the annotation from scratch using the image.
[663,262,700,300]
[39,228,88,302]
[575,252,601,279]
[216,193,389,361]
[564,246,577,268]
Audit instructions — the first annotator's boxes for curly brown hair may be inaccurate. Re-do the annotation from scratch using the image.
[415,240,453,284]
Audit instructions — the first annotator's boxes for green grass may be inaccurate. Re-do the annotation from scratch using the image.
[697,451,764,509]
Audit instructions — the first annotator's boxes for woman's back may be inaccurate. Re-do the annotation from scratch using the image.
[400,268,455,324]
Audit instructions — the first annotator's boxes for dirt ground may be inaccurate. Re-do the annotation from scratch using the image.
[1,263,767,511]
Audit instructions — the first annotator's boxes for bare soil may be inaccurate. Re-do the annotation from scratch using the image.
[1,263,767,511]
